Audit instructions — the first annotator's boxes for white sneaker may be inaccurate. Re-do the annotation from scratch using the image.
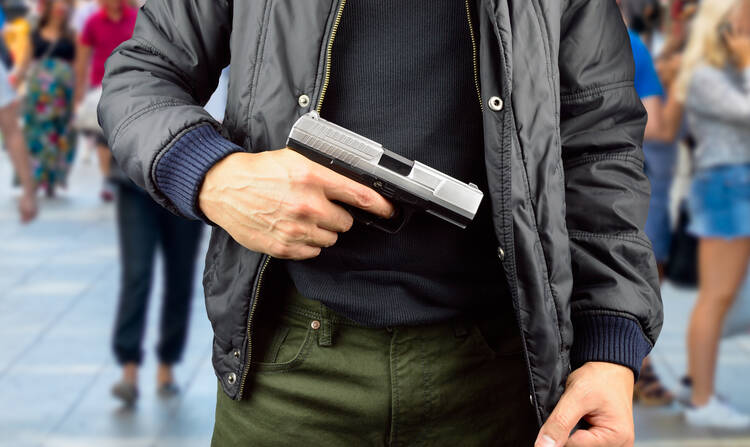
[684,396,750,429]
[674,377,692,407]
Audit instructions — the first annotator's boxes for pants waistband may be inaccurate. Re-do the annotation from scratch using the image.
[276,284,478,347]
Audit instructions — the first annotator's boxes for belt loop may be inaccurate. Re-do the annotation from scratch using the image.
[317,301,333,347]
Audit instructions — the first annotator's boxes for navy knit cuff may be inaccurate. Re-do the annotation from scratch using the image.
[155,124,243,222]
[570,314,653,380]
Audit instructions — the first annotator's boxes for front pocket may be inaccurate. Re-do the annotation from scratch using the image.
[250,314,315,373]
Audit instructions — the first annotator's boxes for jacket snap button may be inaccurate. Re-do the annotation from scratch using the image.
[311,320,321,330]
[488,96,504,111]
[227,372,237,384]
[233,349,240,358]
[529,393,534,406]
[298,94,311,108]
[497,246,505,261]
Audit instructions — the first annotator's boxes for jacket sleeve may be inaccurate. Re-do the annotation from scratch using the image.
[558,0,663,377]
[97,0,243,219]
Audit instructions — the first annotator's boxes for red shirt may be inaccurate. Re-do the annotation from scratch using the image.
[80,6,137,87]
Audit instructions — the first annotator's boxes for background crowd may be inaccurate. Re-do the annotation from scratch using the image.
[1,0,750,442]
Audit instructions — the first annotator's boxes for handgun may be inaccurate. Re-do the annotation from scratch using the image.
[286,111,484,233]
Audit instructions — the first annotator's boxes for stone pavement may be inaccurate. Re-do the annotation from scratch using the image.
[3,146,750,446]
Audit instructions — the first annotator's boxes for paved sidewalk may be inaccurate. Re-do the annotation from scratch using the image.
[0,147,215,447]
[3,147,750,446]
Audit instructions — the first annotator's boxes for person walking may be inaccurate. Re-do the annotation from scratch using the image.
[98,1,663,445]
[619,0,677,408]
[73,0,135,201]
[11,0,76,198]
[0,61,36,222]
[108,163,204,406]
[669,0,750,429]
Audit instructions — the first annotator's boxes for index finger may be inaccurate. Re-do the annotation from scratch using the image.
[315,166,396,219]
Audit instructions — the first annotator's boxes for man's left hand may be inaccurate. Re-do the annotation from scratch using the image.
[535,362,635,447]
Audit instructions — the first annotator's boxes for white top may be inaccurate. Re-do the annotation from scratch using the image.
[71,1,98,33]
[686,65,750,170]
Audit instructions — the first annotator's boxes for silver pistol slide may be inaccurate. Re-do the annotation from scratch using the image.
[286,111,484,233]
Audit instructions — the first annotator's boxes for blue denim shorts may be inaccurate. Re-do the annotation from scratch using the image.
[688,163,750,239]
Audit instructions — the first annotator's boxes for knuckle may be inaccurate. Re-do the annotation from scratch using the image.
[277,222,306,242]
[269,241,294,259]
[355,189,375,208]
[288,200,316,218]
[290,164,317,185]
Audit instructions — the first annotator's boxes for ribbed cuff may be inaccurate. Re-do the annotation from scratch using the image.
[570,314,653,380]
[155,124,243,222]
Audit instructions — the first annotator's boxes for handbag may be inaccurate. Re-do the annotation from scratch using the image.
[664,200,698,288]
[71,86,102,133]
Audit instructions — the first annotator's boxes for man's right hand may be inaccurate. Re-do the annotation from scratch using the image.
[198,148,395,260]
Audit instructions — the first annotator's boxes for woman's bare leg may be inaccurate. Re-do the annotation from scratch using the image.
[687,237,750,406]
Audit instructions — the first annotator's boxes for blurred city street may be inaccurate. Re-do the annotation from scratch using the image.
[2,146,750,447]
[0,145,216,447]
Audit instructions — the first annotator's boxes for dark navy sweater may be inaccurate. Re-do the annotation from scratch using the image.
[281,0,505,327]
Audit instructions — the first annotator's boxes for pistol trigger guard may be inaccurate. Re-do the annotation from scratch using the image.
[340,203,410,234]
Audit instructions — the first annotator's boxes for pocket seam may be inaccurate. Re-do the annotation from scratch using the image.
[251,325,315,373]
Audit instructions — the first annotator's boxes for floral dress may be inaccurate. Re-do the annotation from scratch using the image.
[22,31,76,191]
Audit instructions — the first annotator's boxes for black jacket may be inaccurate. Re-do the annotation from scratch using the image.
[98,0,663,424]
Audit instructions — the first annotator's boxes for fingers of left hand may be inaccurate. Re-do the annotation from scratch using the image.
[566,425,633,447]
[535,379,595,447]
[536,363,634,447]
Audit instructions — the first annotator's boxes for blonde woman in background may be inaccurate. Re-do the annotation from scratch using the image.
[662,0,750,429]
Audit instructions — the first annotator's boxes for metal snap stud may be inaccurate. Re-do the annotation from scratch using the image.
[497,246,505,261]
[227,372,237,384]
[233,349,240,358]
[311,320,321,330]
[488,96,504,111]
[298,94,311,108]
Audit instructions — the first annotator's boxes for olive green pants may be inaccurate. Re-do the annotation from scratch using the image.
[212,285,539,446]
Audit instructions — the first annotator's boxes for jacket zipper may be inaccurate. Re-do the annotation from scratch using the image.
[465,0,483,111]
[316,0,347,113]
[237,0,348,399]
[237,254,271,399]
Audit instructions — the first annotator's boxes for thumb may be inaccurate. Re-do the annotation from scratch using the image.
[535,386,589,447]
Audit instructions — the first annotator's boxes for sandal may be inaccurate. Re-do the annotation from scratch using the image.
[634,363,674,407]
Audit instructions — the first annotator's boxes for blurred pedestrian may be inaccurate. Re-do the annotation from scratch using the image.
[11,0,76,198]
[670,0,750,429]
[2,0,30,70]
[109,167,204,406]
[619,0,677,407]
[0,60,36,222]
[73,0,135,201]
